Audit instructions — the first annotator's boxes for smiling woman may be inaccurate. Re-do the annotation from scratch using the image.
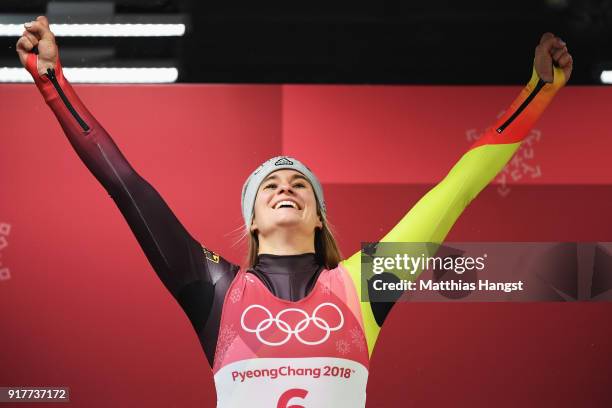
[242,160,341,269]
[250,168,323,253]
[17,14,574,408]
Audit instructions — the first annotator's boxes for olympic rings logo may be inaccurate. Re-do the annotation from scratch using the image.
[240,303,344,347]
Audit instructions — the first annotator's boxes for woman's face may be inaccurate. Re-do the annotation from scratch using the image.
[251,169,323,236]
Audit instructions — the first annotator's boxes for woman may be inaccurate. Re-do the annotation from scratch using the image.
[17,16,572,407]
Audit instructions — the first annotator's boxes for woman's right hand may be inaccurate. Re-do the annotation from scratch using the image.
[16,16,58,77]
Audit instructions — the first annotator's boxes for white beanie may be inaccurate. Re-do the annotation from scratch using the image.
[241,156,326,229]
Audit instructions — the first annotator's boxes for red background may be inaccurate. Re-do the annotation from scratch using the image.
[1,83,611,407]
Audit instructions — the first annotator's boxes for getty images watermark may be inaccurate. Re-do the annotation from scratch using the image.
[0,222,11,282]
[361,242,612,302]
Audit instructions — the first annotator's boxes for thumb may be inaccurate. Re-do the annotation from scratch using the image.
[15,36,35,67]
[16,37,45,79]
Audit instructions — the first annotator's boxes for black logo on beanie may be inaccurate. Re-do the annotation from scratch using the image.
[275,157,294,166]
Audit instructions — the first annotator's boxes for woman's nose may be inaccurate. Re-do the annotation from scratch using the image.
[277,182,294,194]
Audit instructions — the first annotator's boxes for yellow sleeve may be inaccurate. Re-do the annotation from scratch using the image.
[342,65,566,356]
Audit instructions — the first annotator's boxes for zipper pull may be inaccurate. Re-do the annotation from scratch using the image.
[496,78,546,134]
[46,67,56,80]
[45,66,91,133]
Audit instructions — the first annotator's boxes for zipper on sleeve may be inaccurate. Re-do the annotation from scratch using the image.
[46,68,90,132]
[496,78,546,134]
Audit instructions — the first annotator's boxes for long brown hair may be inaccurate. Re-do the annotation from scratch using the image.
[245,206,342,269]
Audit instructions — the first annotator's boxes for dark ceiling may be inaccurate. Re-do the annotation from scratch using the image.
[1,0,611,84]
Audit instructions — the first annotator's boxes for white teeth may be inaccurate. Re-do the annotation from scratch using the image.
[274,200,298,209]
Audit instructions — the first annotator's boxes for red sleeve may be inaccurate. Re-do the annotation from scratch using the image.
[25,51,237,367]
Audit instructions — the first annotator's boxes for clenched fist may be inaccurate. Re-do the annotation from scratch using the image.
[16,15,58,77]
[534,32,573,85]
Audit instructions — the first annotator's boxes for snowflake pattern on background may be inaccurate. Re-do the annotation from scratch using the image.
[229,287,242,303]
[350,326,366,352]
[466,116,543,197]
[335,339,350,355]
[0,222,11,282]
[214,324,237,364]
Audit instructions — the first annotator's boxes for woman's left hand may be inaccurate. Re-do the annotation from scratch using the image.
[534,32,573,85]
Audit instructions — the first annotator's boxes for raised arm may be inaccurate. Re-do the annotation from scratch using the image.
[340,33,573,356]
[17,16,238,366]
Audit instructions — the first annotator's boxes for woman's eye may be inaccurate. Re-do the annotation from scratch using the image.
[263,182,305,189]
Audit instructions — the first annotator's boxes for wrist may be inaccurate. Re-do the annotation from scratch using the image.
[530,61,565,93]
[26,51,63,81]
[27,52,68,103]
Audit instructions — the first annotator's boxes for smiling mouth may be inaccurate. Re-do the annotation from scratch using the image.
[273,200,300,210]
